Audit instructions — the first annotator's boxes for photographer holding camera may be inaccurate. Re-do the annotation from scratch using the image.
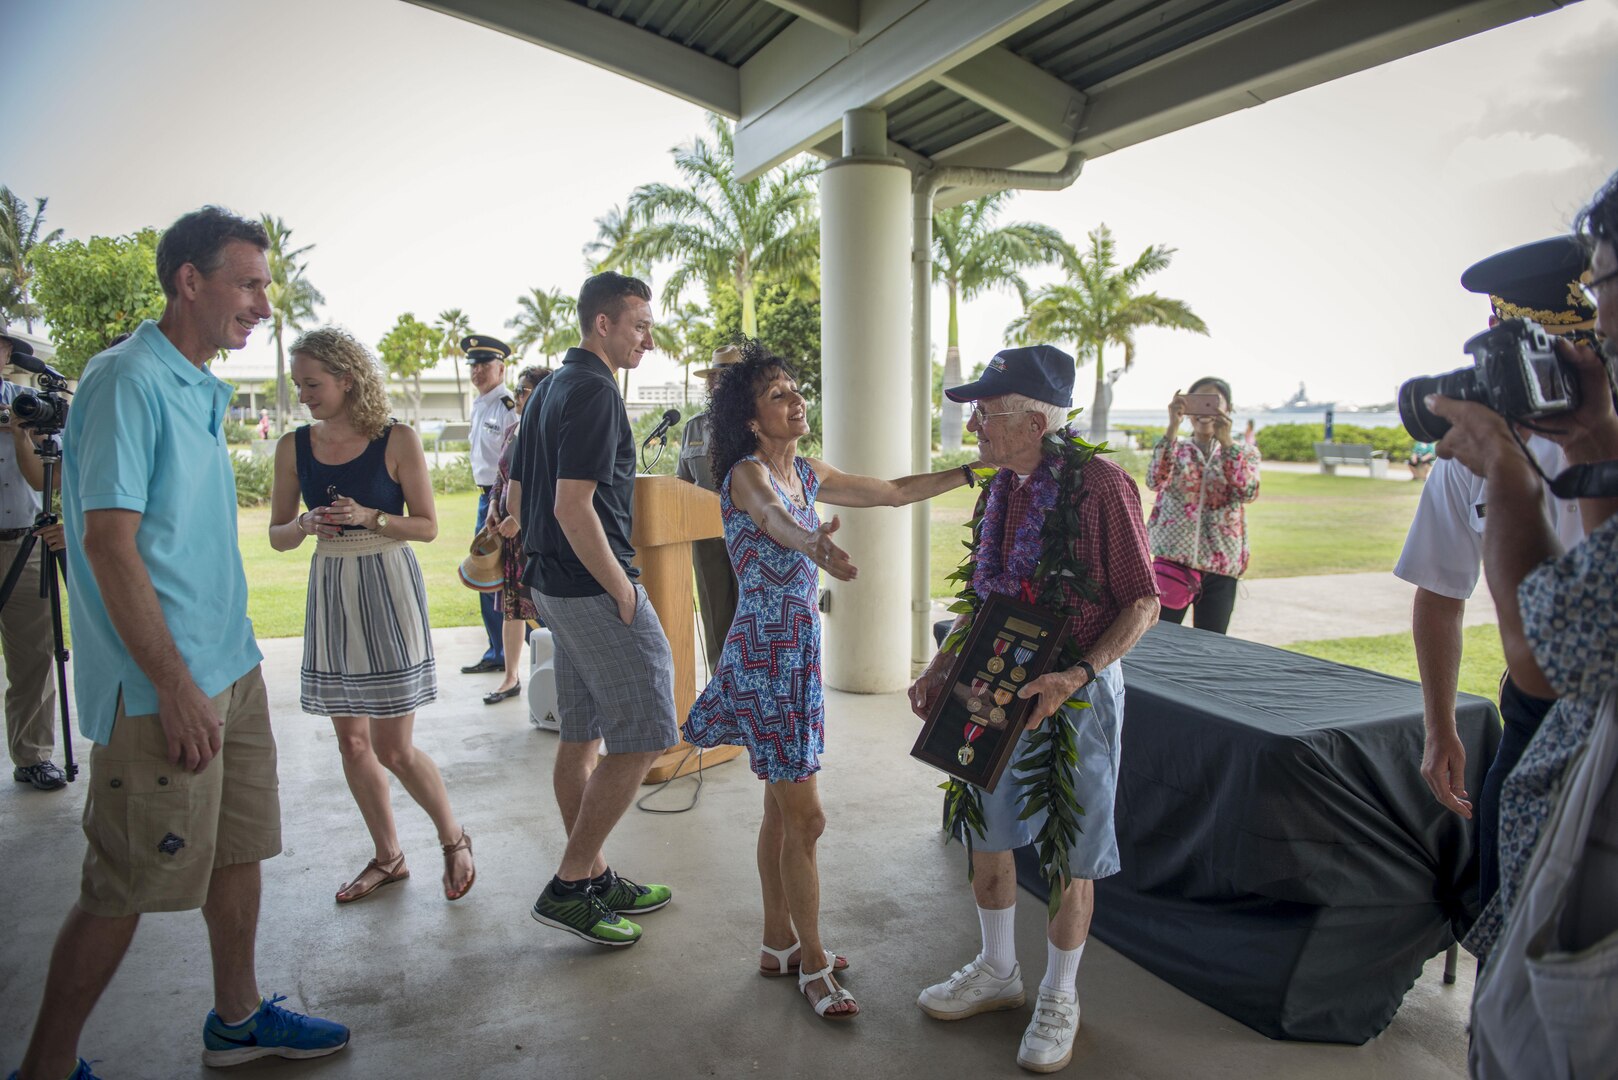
[1392,237,1595,910]
[0,329,66,792]
[1420,172,1618,975]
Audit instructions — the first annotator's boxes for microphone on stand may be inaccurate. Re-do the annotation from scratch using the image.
[642,408,681,449]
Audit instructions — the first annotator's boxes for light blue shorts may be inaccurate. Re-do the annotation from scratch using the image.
[977,660,1124,880]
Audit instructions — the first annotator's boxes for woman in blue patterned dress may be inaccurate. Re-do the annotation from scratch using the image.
[686,341,977,1020]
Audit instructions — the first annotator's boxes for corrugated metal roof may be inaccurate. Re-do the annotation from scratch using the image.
[577,0,795,65]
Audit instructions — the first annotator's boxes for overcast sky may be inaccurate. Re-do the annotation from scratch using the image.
[5,0,1616,410]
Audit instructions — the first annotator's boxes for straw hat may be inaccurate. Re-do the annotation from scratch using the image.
[458,527,504,592]
[692,344,743,379]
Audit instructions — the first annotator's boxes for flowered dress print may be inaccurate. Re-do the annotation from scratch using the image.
[1464,511,1618,960]
[1146,437,1261,575]
[686,455,825,783]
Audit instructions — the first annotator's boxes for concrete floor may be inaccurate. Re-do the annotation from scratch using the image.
[1,625,1473,1080]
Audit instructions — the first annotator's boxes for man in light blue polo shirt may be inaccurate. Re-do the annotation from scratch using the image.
[9,208,348,1080]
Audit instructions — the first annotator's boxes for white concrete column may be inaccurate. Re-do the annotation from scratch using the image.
[820,109,913,693]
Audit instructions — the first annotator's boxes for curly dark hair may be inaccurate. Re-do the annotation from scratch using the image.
[1574,168,1618,250]
[707,339,800,483]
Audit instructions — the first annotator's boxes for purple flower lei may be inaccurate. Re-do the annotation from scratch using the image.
[972,452,1061,600]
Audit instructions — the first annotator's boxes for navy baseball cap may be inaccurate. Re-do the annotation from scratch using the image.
[944,345,1075,408]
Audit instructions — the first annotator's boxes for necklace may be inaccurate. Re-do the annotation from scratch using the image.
[762,450,805,507]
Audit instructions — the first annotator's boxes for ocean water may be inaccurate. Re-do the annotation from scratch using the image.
[1103,408,1402,433]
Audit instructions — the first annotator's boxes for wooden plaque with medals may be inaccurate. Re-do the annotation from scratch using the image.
[910,593,1071,793]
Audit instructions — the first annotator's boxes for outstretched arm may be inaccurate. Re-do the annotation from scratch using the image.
[731,459,856,580]
[807,456,978,508]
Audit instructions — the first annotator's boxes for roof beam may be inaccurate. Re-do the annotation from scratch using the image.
[403,0,740,116]
[763,0,859,37]
[1070,0,1568,161]
[733,0,1070,180]
[934,46,1086,148]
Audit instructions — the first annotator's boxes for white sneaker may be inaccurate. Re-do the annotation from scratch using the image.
[917,954,1025,1020]
[1017,987,1080,1073]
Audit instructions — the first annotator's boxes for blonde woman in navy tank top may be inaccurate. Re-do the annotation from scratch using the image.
[268,327,475,904]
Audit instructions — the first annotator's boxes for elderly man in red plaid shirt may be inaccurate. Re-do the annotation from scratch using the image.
[909,345,1159,1074]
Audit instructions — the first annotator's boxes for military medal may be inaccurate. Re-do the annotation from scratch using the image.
[957,720,984,766]
[966,674,992,717]
[1010,642,1035,683]
[986,636,1011,674]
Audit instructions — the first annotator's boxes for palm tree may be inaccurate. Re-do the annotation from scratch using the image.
[651,302,711,405]
[933,192,1067,451]
[0,188,64,332]
[1009,224,1207,439]
[434,308,472,420]
[506,287,578,368]
[260,215,325,434]
[624,113,820,336]
[584,204,652,279]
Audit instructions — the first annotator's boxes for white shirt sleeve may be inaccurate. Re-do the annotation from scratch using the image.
[1393,456,1485,599]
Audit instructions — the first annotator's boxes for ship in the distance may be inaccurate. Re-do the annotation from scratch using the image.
[1271,382,1336,413]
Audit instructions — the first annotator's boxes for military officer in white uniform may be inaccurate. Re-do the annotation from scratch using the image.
[462,334,519,674]
[1393,235,1597,906]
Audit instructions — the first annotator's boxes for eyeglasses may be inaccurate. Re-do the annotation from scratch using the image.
[969,404,1029,426]
[1579,267,1618,305]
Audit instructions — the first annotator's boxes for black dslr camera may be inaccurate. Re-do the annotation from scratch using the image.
[1398,318,1579,443]
[1,382,70,434]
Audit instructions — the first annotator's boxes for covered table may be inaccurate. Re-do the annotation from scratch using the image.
[1011,621,1500,1043]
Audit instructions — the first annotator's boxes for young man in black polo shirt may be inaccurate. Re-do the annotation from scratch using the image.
[510,271,677,946]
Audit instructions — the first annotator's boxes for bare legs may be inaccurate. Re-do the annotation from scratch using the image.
[494,619,526,695]
[332,713,471,897]
[759,777,855,1016]
[19,861,266,1080]
[552,738,659,881]
[970,848,1095,948]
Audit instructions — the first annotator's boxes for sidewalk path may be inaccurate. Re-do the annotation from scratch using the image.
[930,571,1497,648]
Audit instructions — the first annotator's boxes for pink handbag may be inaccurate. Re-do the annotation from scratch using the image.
[1152,557,1202,610]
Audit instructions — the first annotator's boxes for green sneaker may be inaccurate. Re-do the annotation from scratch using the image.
[596,871,672,915]
[531,885,642,947]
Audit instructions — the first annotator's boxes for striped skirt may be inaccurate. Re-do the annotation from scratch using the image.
[300,531,437,718]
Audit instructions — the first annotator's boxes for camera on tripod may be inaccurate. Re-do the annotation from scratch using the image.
[0,382,70,434]
[1397,318,1579,443]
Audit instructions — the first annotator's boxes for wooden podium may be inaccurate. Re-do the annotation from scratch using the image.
[631,474,742,784]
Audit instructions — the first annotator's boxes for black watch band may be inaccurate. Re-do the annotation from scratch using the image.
[960,463,974,486]
[1075,659,1096,684]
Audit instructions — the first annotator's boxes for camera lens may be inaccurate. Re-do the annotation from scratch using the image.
[1397,365,1486,442]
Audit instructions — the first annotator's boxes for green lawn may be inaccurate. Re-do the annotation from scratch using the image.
[927,470,1422,597]
[1286,624,1506,702]
[240,490,484,640]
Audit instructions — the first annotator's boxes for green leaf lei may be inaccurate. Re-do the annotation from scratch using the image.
[939,420,1105,917]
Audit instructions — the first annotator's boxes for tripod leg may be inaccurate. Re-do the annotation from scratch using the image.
[43,544,78,782]
[0,531,36,613]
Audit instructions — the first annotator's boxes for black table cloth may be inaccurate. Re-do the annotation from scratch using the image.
[1007,621,1500,1043]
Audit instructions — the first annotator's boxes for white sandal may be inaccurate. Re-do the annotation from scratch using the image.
[760,940,849,978]
[799,958,859,1021]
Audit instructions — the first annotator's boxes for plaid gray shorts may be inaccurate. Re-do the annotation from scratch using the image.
[532,585,679,753]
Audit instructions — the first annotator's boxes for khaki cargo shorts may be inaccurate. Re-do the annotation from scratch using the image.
[78,667,282,917]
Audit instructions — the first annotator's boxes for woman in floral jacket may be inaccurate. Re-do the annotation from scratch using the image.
[1145,376,1261,633]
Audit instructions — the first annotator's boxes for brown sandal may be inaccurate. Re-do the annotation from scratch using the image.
[442,829,475,901]
[335,851,408,904]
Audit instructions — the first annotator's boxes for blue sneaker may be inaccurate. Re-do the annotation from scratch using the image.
[201,994,349,1066]
[6,1062,101,1080]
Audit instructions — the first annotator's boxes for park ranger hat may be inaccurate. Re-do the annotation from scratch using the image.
[1461,236,1596,335]
[944,344,1076,408]
[461,335,512,363]
[0,328,35,360]
[693,344,744,379]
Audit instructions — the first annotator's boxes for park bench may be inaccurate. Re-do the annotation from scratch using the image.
[1314,441,1387,478]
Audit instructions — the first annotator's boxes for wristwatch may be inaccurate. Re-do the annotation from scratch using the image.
[1074,659,1096,685]
[373,512,389,532]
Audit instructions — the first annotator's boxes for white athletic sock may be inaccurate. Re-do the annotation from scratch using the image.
[977,903,1017,979]
[1041,939,1085,996]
